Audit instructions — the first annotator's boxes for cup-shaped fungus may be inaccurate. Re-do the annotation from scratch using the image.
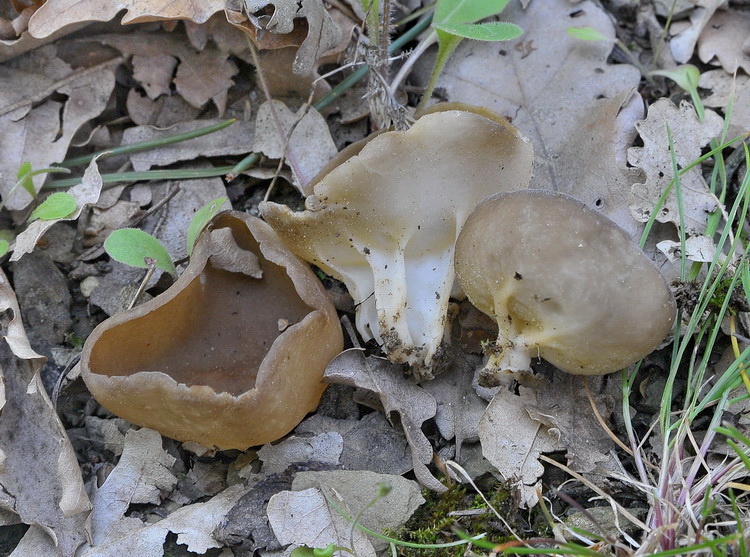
[260,104,533,376]
[80,211,343,450]
[454,190,676,384]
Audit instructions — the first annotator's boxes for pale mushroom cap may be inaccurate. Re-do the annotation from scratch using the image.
[261,104,533,375]
[81,211,343,450]
[454,190,676,377]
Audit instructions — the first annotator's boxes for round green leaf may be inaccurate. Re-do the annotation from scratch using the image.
[0,240,9,258]
[186,196,228,256]
[28,192,77,222]
[104,228,177,276]
[433,21,523,41]
[566,26,610,42]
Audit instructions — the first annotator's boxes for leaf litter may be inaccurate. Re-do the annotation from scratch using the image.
[0,0,748,554]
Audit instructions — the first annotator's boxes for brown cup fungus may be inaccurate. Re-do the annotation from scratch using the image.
[81,211,343,450]
[454,190,676,384]
[261,104,533,377]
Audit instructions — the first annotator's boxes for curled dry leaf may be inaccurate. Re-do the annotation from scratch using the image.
[323,349,446,492]
[668,0,724,64]
[0,46,115,210]
[628,99,724,235]
[268,487,377,557]
[252,101,338,191]
[11,158,103,261]
[699,70,750,142]
[27,0,227,38]
[243,0,343,75]
[0,268,91,556]
[697,8,750,74]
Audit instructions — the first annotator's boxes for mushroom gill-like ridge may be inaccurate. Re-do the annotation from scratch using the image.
[261,103,534,376]
[454,190,676,383]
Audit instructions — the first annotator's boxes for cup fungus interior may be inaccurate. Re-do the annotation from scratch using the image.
[86,217,313,397]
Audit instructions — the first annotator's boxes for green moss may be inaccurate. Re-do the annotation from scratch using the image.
[388,479,531,556]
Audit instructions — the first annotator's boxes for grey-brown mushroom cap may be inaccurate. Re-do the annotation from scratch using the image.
[261,103,534,374]
[454,190,676,376]
[80,211,343,450]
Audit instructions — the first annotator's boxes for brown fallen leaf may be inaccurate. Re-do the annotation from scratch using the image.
[479,386,562,508]
[243,0,343,75]
[122,119,255,172]
[11,159,103,261]
[421,350,486,460]
[81,32,238,113]
[627,99,724,235]
[700,69,750,142]
[0,268,91,556]
[323,349,446,493]
[668,0,724,64]
[697,8,750,75]
[252,100,337,190]
[0,46,115,210]
[437,0,641,209]
[27,0,227,39]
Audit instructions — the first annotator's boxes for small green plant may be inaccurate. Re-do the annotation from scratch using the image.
[27,192,77,222]
[384,0,522,112]
[103,196,228,279]
[104,228,178,277]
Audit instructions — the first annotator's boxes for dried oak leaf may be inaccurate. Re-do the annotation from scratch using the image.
[81,33,237,113]
[0,268,91,556]
[252,100,337,191]
[627,99,724,235]
[291,470,425,554]
[479,387,562,508]
[700,69,750,141]
[297,412,412,476]
[268,487,377,557]
[0,45,115,210]
[11,158,102,261]
[242,0,343,75]
[437,0,641,231]
[27,0,227,38]
[697,8,750,74]
[421,351,486,460]
[122,119,255,172]
[323,349,446,493]
[16,428,252,556]
[669,0,724,64]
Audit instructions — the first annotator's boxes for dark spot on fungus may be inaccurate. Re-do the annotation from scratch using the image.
[514,272,523,280]
[363,247,371,255]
